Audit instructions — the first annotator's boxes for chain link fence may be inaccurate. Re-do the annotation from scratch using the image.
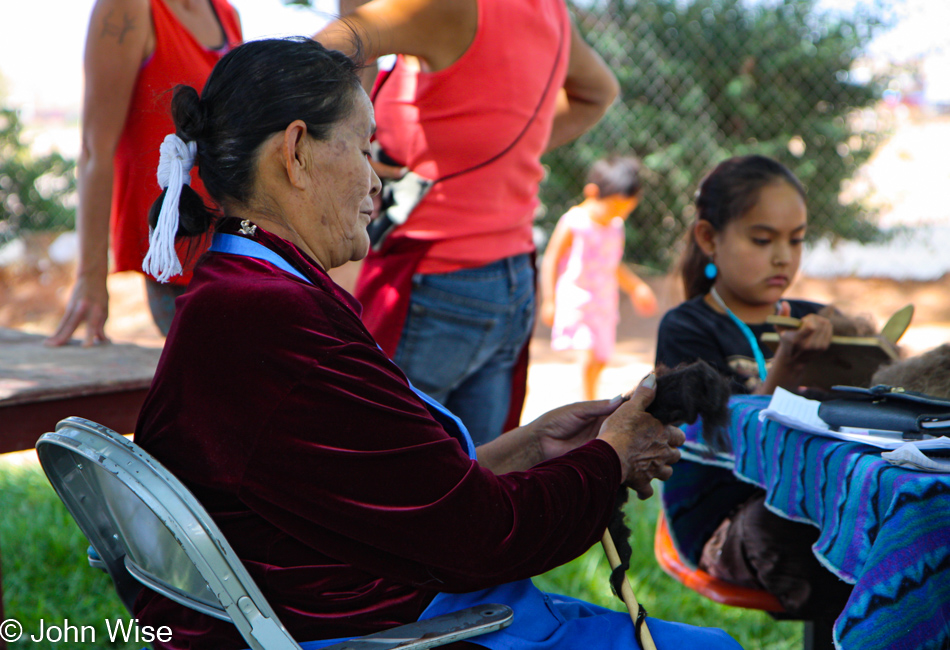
[539,0,893,272]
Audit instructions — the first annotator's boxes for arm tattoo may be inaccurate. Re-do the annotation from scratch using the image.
[100,10,137,44]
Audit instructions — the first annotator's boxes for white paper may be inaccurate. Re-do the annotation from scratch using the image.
[760,388,950,451]
[882,443,950,472]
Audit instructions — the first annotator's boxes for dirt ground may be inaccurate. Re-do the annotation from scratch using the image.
[3,245,949,425]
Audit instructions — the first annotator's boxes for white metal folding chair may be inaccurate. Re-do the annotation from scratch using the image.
[36,417,513,650]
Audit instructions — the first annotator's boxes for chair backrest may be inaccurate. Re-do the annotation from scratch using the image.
[36,417,300,650]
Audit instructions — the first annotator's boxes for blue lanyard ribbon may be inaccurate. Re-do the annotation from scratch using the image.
[710,288,768,382]
[209,233,310,282]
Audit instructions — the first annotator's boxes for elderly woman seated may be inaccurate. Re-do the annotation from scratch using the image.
[133,37,742,650]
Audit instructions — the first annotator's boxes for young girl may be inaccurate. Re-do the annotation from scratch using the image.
[540,155,658,400]
[656,154,832,395]
[656,155,852,620]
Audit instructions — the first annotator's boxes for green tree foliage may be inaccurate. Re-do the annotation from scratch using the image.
[542,0,889,269]
[0,108,76,244]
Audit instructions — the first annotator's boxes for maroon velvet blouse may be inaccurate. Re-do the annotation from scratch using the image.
[133,220,622,649]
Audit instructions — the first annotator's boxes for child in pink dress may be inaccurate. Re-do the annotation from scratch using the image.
[540,156,658,400]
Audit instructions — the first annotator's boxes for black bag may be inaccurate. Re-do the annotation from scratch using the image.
[817,384,950,436]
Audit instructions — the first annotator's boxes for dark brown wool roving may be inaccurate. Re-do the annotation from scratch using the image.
[649,360,732,453]
[607,360,732,605]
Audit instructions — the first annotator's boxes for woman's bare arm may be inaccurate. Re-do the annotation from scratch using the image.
[47,0,151,346]
[546,23,619,151]
[316,0,476,72]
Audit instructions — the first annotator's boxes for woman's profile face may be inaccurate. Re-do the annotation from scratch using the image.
[301,88,381,268]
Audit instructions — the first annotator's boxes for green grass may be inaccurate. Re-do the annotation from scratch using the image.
[535,495,803,650]
[0,462,138,649]
[0,461,800,649]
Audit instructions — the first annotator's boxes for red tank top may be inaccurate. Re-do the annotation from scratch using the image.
[111,0,241,284]
[372,0,570,274]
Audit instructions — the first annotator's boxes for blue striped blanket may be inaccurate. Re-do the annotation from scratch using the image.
[662,395,950,650]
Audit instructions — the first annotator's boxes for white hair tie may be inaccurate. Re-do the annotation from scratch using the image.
[143,133,197,283]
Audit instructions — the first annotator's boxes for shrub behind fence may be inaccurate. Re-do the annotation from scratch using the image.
[540,0,890,271]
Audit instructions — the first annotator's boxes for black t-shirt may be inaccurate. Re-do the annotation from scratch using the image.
[655,295,823,394]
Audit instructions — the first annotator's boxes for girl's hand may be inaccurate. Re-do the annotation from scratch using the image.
[760,306,833,393]
[629,283,658,317]
[540,298,556,327]
[776,312,833,362]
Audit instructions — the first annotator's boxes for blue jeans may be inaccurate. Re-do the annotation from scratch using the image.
[393,254,535,446]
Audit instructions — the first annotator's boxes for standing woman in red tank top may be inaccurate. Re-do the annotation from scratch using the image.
[46,0,241,346]
[317,0,620,445]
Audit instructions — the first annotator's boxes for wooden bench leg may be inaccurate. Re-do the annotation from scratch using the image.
[803,617,836,650]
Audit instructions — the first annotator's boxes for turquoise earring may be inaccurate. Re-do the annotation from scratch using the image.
[704,262,717,280]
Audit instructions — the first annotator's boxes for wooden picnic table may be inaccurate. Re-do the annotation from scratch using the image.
[0,327,162,646]
[0,327,161,452]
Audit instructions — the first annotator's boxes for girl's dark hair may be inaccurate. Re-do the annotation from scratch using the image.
[587,155,642,198]
[680,154,806,299]
[148,37,364,237]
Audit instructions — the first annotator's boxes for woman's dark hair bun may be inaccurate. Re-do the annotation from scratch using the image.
[170,85,207,143]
